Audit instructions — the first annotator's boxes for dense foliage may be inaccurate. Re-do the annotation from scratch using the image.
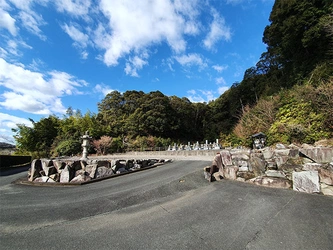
[12,0,333,157]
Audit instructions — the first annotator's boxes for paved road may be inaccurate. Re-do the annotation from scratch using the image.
[0,160,332,250]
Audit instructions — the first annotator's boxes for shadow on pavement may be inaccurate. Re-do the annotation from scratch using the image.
[0,165,30,176]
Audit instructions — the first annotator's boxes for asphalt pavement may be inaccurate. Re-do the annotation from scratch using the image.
[0,160,332,250]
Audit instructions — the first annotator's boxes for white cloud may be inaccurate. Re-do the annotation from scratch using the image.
[18,10,46,40]
[0,7,17,36]
[218,86,229,95]
[94,83,114,97]
[187,89,216,103]
[0,112,32,128]
[81,50,88,59]
[54,0,91,16]
[125,54,148,77]
[174,53,207,69]
[203,8,231,50]
[212,64,228,73]
[0,58,87,115]
[225,0,246,5]
[0,112,33,143]
[216,77,227,85]
[98,0,201,66]
[61,23,89,48]
[4,0,48,40]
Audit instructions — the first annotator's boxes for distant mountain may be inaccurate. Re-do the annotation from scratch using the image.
[0,142,15,149]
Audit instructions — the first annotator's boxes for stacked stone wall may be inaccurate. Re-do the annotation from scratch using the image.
[205,145,333,196]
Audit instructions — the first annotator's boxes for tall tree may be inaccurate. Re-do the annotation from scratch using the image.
[263,0,333,83]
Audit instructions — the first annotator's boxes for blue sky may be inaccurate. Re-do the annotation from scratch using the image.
[0,0,274,143]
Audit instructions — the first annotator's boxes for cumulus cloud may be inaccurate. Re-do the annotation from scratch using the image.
[212,64,228,73]
[125,55,148,77]
[187,89,216,103]
[54,0,91,16]
[174,53,207,69]
[98,0,201,67]
[216,77,227,85]
[203,8,231,50]
[0,7,17,36]
[0,58,87,115]
[94,83,115,97]
[0,112,33,143]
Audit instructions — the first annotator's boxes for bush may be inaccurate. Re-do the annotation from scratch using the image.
[55,139,81,156]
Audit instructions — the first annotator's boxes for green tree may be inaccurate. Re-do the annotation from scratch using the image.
[263,0,333,83]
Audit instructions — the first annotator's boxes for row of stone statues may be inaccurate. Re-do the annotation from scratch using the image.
[167,139,221,151]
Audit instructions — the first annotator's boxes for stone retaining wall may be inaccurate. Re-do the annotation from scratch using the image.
[205,145,333,196]
[28,158,170,184]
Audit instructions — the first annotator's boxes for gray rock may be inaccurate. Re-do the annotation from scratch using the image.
[41,159,57,176]
[265,170,286,178]
[220,150,233,166]
[274,155,289,168]
[320,183,333,196]
[248,176,291,189]
[238,166,248,172]
[96,166,114,178]
[70,174,91,183]
[275,149,290,156]
[34,176,55,183]
[60,165,74,183]
[223,166,238,180]
[292,171,320,193]
[116,167,128,174]
[212,172,222,181]
[300,147,333,163]
[266,160,277,170]
[97,160,111,168]
[29,159,42,182]
[262,148,274,160]
[212,153,223,171]
[302,163,322,171]
[49,173,60,182]
[236,177,246,182]
[237,171,255,180]
[203,166,211,181]
[318,167,333,185]
[53,160,66,171]
[248,156,266,176]
[85,164,98,179]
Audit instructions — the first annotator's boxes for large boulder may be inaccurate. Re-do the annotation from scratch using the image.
[60,165,75,183]
[248,156,266,176]
[85,164,98,179]
[96,166,114,178]
[220,150,233,166]
[248,176,291,189]
[300,147,333,163]
[223,166,238,180]
[53,160,66,172]
[34,176,56,183]
[41,159,57,176]
[265,170,286,178]
[70,173,91,183]
[302,163,322,171]
[237,171,255,180]
[318,166,333,185]
[29,159,43,181]
[292,171,320,193]
[320,183,333,196]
